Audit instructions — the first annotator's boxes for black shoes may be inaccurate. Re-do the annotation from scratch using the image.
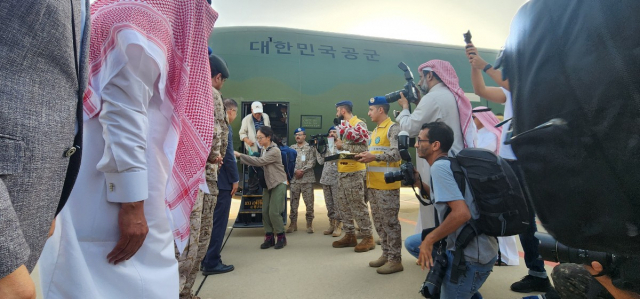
[260,233,275,249]
[202,263,234,276]
[511,275,553,293]
[274,233,287,249]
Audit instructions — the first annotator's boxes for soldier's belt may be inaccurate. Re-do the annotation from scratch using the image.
[325,152,357,161]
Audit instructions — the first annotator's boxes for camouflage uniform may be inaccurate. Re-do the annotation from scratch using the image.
[289,142,316,223]
[551,263,614,299]
[317,150,340,222]
[337,118,372,237]
[367,123,402,261]
[176,190,204,294]
[179,88,228,299]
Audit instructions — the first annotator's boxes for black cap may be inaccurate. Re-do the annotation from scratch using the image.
[209,54,230,79]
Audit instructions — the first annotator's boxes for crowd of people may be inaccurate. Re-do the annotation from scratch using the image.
[1,0,639,299]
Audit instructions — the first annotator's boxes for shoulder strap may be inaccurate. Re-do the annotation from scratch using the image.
[447,157,466,195]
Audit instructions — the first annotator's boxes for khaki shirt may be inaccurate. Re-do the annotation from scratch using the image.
[290,142,316,184]
[206,88,229,182]
[239,142,287,190]
[317,149,338,186]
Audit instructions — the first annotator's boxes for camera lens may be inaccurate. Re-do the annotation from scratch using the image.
[384,171,404,184]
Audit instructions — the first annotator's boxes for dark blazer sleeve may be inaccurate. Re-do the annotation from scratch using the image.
[219,126,239,190]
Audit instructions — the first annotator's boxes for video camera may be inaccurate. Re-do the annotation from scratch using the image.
[384,62,419,104]
[536,232,640,294]
[384,131,415,186]
[309,133,329,154]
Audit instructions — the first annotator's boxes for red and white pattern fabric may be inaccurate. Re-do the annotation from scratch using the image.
[338,120,369,144]
[84,0,218,251]
[419,60,476,148]
[472,106,502,154]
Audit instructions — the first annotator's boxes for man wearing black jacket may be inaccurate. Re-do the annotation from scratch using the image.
[201,98,240,275]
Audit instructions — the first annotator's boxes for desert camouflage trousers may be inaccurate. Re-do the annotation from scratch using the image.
[177,181,219,299]
[368,188,402,262]
[552,263,614,299]
[336,170,372,237]
[289,182,314,222]
[322,183,341,222]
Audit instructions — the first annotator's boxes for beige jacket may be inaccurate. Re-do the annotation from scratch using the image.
[239,113,271,153]
[239,142,287,190]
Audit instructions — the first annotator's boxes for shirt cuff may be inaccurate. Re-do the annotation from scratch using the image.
[104,171,148,203]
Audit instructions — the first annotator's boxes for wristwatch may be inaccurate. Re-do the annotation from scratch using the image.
[483,64,493,73]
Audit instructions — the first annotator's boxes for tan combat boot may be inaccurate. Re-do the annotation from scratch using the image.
[332,233,357,248]
[323,220,335,235]
[285,222,297,233]
[332,221,343,237]
[369,255,388,268]
[376,260,404,274]
[354,236,376,252]
[306,220,314,234]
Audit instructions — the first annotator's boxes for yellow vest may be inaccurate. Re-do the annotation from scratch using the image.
[366,118,401,190]
[337,116,367,173]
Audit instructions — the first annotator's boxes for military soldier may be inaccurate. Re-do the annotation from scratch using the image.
[331,101,375,252]
[356,96,403,274]
[178,54,230,299]
[287,127,317,233]
[316,127,343,237]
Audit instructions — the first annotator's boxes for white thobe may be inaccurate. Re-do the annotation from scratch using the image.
[396,83,466,232]
[477,127,498,154]
[39,40,179,298]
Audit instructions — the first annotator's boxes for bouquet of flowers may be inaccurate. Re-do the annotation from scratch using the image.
[337,120,369,144]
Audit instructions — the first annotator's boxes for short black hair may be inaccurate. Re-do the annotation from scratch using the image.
[374,104,390,114]
[337,105,352,113]
[421,122,454,153]
[223,98,237,110]
[257,126,274,139]
[209,54,230,79]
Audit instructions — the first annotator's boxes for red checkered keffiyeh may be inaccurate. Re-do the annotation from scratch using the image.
[84,0,218,251]
[419,60,476,148]
[473,106,502,154]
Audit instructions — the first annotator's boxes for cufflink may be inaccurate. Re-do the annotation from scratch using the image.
[109,183,115,192]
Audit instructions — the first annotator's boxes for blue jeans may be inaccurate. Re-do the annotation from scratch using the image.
[441,250,497,299]
[405,233,422,259]
[507,160,547,278]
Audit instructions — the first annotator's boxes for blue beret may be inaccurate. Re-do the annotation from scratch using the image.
[294,127,305,134]
[335,100,353,108]
[208,47,212,55]
[369,96,388,106]
[328,126,336,133]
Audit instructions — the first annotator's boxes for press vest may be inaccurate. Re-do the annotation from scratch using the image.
[337,116,367,173]
[367,118,401,190]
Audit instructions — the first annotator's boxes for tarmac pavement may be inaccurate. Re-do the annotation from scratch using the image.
[32,186,555,298]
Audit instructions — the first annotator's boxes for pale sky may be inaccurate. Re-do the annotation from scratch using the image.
[210,0,529,49]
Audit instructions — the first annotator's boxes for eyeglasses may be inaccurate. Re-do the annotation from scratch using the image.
[256,136,265,141]
[416,138,430,144]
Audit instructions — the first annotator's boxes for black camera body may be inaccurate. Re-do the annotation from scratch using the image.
[384,131,416,186]
[309,133,328,153]
[536,232,640,294]
[384,62,419,104]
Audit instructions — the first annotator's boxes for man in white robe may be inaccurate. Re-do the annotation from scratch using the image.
[38,1,218,298]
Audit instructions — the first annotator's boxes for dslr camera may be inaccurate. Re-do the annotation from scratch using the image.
[384,131,415,186]
[384,62,419,104]
[536,232,640,294]
[309,133,328,153]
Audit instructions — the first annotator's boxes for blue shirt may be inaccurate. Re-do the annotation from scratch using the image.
[431,159,498,264]
[253,115,264,132]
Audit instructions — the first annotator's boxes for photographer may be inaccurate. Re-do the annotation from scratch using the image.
[316,127,344,237]
[416,121,498,299]
[286,127,317,234]
[395,60,476,233]
[355,97,403,274]
[465,41,551,293]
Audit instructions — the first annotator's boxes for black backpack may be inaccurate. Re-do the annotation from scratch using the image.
[447,148,529,237]
[502,0,640,255]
